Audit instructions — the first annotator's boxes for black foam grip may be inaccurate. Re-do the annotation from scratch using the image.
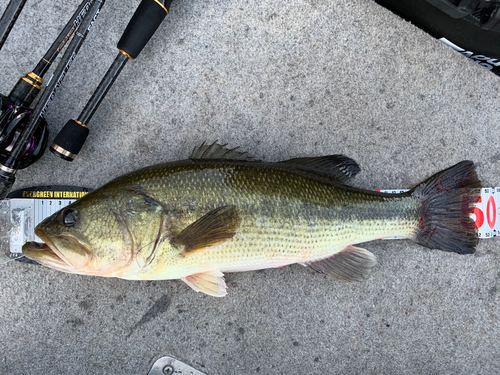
[50,119,89,161]
[117,0,172,59]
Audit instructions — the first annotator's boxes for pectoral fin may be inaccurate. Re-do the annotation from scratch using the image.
[181,270,227,297]
[171,205,241,255]
[305,245,377,282]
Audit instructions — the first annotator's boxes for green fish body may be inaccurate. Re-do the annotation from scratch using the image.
[23,143,480,296]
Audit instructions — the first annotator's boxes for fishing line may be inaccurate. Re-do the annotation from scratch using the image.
[0,254,24,266]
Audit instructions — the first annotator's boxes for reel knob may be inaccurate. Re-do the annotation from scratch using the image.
[49,119,89,161]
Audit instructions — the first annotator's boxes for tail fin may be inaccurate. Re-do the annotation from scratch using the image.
[410,161,481,254]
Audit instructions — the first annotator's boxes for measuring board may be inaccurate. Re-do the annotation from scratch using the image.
[0,186,498,259]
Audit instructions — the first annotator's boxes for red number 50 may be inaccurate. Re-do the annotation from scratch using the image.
[474,196,496,229]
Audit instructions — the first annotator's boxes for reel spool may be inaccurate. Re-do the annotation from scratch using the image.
[0,96,48,170]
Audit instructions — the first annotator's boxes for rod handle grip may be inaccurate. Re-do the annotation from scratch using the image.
[117,0,173,59]
[50,119,89,161]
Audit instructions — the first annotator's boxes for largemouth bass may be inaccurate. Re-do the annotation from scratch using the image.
[23,143,481,297]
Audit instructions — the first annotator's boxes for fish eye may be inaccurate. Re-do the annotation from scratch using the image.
[62,208,79,227]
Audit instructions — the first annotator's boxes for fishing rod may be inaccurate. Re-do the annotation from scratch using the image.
[0,0,105,199]
[0,0,97,193]
[2,0,94,108]
[0,0,27,51]
[50,0,174,161]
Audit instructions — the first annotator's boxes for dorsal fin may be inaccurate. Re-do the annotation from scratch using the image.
[190,141,256,161]
[279,155,360,183]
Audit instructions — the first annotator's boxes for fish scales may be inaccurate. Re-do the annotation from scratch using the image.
[105,160,420,280]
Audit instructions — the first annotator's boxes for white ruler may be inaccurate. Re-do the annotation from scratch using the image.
[0,187,90,255]
[4,198,75,254]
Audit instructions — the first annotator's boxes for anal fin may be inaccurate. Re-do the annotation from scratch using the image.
[306,245,377,282]
[181,270,228,297]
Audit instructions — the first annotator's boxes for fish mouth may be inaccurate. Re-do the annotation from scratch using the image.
[22,229,90,273]
[23,241,69,269]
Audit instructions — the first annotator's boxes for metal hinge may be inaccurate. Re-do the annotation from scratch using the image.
[148,356,207,375]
